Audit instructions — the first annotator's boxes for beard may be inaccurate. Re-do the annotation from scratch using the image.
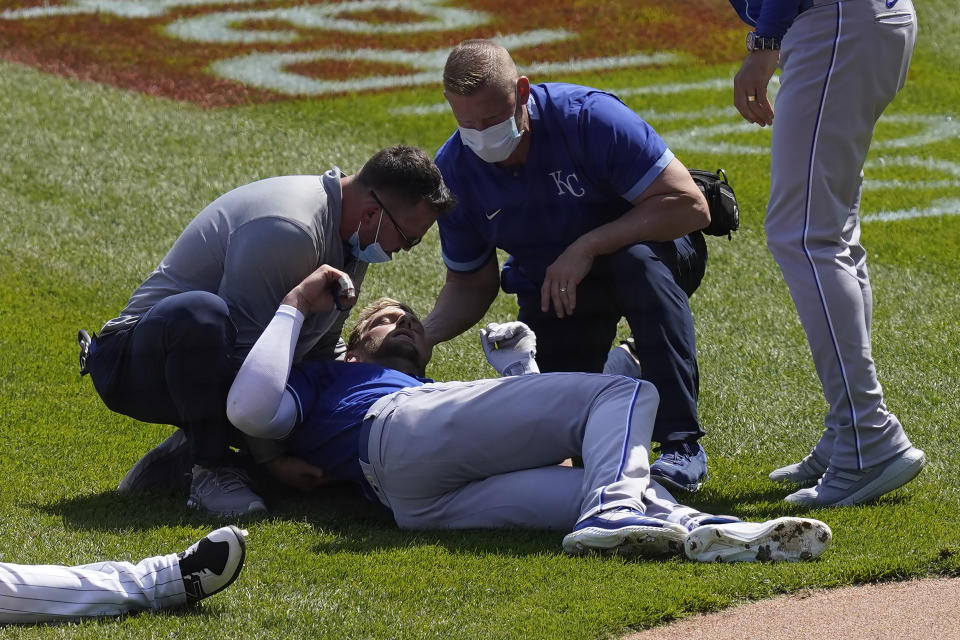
[356,334,427,375]
[377,339,422,365]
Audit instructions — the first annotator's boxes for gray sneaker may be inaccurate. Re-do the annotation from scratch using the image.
[187,465,268,517]
[785,446,925,507]
[117,429,193,494]
[769,451,829,486]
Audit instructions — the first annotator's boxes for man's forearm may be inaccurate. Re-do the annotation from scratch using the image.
[576,160,710,256]
[578,189,708,255]
[423,259,500,346]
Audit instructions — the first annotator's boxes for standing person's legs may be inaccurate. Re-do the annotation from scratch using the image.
[764,0,923,503]
[86,291,265,516]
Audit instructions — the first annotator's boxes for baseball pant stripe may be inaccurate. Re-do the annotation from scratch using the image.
[800,2,864,469]
[598,379,644,511]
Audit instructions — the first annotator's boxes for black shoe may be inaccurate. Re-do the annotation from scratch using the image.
[117,430,193,494]
[78,329,92,375]
[178,526,247,604]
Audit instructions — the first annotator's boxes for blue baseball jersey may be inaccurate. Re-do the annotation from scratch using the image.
[729,0,806,38]
[435,82,674,293]
[284,360,429,486]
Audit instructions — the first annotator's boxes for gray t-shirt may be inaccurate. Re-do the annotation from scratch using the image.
[106,169,367,361]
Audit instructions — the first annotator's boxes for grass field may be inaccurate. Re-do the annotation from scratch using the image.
[1,1,959,638]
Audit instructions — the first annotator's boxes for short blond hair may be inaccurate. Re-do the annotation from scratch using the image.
[443,39,518,96]
[346,298,420,352]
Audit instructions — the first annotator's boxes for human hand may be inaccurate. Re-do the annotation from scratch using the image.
[479,321,540,376]
[540,244,594,318]
[282,265,356,316]
[264,456,330,492]
[733,50,779,126]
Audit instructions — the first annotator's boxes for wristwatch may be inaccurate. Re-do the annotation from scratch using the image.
[746,31,781,51]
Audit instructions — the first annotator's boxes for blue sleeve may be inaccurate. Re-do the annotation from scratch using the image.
[728,0,801,35]
[756,0,803,38]
[435,140,496,273]
[578,93,674,203]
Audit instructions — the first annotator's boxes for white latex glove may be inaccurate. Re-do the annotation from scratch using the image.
[479,321,540,376]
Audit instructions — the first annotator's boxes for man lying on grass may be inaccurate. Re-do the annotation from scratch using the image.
[226,265,832,562]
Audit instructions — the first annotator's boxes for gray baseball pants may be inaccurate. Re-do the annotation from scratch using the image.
[358,373,697,531]
[766,0,917,470]
[0,554,185,624]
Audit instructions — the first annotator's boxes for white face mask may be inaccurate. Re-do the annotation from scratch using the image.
[348,210,392,263]
[458,89,524,163]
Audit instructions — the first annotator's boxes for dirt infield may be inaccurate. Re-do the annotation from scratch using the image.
[626,577,960,640]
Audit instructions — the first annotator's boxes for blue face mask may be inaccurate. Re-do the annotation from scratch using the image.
[349,209,392,263]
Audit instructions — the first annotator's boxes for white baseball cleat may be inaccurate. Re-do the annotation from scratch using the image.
[685,517,832,563]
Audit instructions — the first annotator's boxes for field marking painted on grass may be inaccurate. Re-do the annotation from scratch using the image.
[212,38,678,95]
[0,0,254,19]
[861,199,960,223]
[3,1,956,225]
[167,0,489,43]
[2,0,684,96]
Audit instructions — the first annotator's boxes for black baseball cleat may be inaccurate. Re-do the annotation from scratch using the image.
[117,429,193,494]
[178,526,248,604]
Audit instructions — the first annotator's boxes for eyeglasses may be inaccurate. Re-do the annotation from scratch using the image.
[370,190,421,249]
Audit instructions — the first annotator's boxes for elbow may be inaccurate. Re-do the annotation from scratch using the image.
[689,191,711,234]
[226,391,283,440]
[480,257,502,304]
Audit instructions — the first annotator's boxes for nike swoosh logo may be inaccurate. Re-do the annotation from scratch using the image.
[485,208,502,220]
[885,0,898,7]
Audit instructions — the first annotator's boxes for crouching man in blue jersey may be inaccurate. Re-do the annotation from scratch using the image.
[423,40,713,493]
[224,265,832,563]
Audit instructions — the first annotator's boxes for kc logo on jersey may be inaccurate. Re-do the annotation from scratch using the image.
[548,170,586,198]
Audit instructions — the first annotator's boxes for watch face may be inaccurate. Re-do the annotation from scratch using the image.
[746,32,779,51]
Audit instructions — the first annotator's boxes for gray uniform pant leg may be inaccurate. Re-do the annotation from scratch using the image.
[363,373,684,531]
[764,0,916,470]
[0,553,185,624]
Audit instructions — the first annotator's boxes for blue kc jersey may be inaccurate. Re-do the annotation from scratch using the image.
[729,0,807,38]
[284,360,428,486]
[435,83,673,292]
